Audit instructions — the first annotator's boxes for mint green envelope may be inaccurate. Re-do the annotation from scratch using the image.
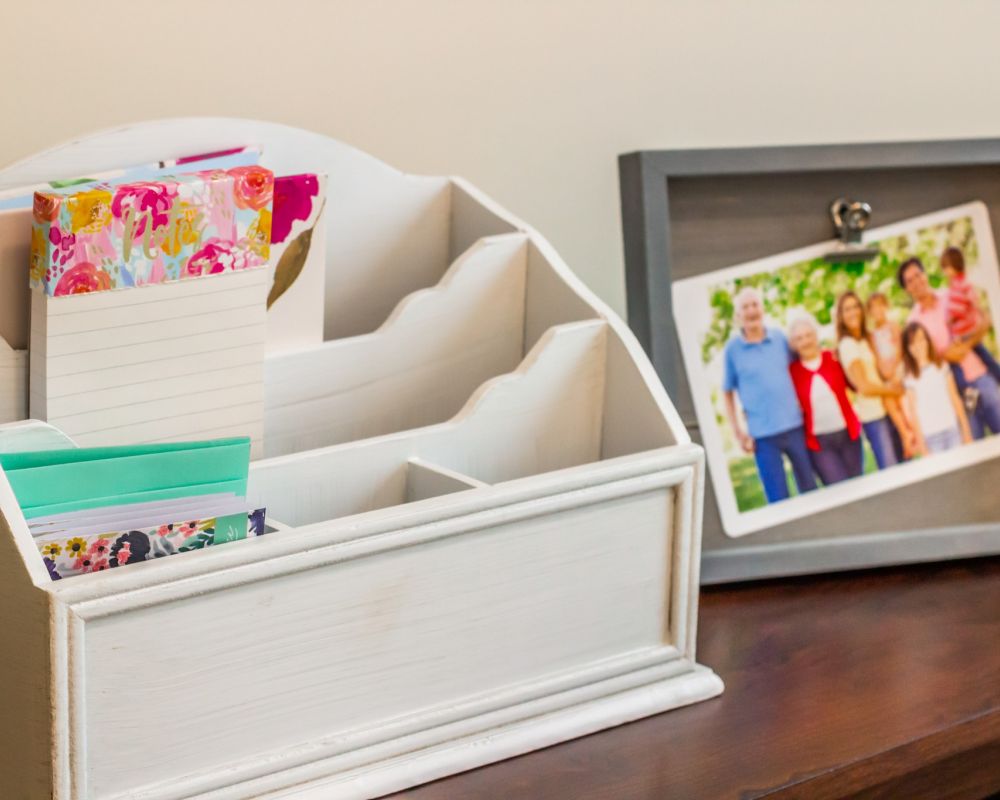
[0,438,251,519]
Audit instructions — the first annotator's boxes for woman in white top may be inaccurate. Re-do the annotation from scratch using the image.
[835,291,912,467]
[901,321,972,455]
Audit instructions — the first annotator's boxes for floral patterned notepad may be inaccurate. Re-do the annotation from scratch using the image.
[36,508,267,580]
[31,166,274,296]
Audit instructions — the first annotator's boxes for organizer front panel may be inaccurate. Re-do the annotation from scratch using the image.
[75,480,678,800]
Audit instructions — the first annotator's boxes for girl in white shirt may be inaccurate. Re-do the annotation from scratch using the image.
[836,291,911,465]
[901,322,972,455]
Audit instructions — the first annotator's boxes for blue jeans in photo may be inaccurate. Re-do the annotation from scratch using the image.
[951,345,1000,393]
[975,343,1000,383]
[957,370,1000,439]
[888,421,906,463]
[809,429,864,486]
[753,425,817,504]
[862,416,898,470]
[925,426,962,454]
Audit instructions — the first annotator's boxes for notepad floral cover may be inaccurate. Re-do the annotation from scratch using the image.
[38,508,267,580]
[30,167,274,296]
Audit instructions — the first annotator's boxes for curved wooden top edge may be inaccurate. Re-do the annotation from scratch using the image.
[0,116,430,190]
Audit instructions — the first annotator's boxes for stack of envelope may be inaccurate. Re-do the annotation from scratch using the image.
[0,436,266,579]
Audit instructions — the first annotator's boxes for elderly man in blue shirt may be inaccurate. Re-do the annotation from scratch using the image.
[722,286,817,503]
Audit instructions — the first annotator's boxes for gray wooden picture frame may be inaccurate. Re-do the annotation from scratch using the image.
[619,140,1000,583]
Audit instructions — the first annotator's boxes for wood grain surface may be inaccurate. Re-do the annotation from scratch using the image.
[389,558,1000,799]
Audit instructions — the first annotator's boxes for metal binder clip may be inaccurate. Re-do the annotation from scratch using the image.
[824,197,879,262]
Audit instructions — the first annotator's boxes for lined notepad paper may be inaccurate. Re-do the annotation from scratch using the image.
[30,268,267,457]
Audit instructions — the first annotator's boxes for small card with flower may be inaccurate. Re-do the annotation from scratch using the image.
[265,173,328,355]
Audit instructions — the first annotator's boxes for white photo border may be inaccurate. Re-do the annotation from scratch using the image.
[673,201,1000,537]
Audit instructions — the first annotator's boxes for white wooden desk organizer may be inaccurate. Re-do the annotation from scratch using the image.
[0,119,722,800]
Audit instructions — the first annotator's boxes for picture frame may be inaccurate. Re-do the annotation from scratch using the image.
[619,140,1000,582]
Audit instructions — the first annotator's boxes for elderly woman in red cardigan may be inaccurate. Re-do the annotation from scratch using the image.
[787,314,864,485]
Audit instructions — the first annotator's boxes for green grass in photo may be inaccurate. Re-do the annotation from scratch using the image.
[729,439,879,513]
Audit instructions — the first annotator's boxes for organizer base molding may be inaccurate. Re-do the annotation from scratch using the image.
[2,451,721,800]
[0,119,721,799]
[258,662,721,800]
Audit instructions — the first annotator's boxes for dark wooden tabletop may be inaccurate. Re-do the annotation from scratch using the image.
[388,557,1000,800]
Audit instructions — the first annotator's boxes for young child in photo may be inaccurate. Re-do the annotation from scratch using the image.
[867,293,903,382]
[940,246,1000,387]
[865,292,915,457]
[901,321,972,455]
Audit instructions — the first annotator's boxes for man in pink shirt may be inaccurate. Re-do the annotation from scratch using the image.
[899,257,1000,438]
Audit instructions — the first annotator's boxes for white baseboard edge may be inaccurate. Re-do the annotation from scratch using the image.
[245,661,723,800]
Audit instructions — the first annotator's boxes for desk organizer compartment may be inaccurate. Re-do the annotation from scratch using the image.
[264,232,530,457]
[0,119,721,800]
[264,226,604,459]
[316,147,519,342]
[254,318,611,527]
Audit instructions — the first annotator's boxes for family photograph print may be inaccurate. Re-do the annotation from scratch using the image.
[673,202,1000,537]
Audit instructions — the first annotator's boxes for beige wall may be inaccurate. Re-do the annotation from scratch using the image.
[4,0,1000,316]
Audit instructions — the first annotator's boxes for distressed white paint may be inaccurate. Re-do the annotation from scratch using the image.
[0,119,721,800]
